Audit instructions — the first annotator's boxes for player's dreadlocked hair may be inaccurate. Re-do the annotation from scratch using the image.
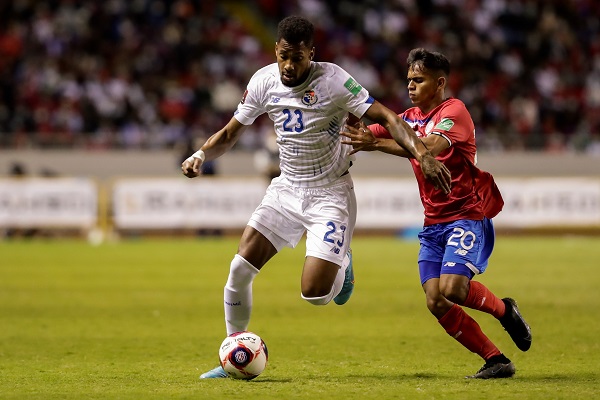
[407,48,450,76]
[277,16,314,47]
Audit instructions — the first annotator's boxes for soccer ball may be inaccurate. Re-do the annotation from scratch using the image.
[218,331,268,380]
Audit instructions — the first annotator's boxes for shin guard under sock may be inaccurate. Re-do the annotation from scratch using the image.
[461,281,506,319]
[438,304,501,360]
[223,254,259,335]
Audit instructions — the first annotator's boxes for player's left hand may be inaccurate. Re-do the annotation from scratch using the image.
[420,154,451,194]
[341,122,378,155]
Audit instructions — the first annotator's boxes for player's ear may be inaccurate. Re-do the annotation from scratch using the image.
[438,76,446,90]
[309,47,315,60]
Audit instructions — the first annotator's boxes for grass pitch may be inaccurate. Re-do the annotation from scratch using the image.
[1,235,599,399]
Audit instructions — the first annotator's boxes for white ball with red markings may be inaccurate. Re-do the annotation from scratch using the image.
[218,331,268,380]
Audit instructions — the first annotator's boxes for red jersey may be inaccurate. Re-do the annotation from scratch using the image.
[370,98,503,226]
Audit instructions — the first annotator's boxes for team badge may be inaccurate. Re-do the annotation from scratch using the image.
[425,120,435,135]
[302,90,318,106]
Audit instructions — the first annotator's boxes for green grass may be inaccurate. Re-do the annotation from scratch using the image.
[1,236,599,399]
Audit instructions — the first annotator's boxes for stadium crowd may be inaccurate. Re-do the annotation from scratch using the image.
[0,0,598,154]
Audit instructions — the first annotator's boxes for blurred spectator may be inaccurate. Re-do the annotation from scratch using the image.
[9,161,27,177]
[0,0,598,153]
[4,162,39,238]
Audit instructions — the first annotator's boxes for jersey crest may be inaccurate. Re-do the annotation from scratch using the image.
[425,120,435,135]
[302,90,318,106]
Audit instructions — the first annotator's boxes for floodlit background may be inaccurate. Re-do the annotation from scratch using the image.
[0,0,598,238]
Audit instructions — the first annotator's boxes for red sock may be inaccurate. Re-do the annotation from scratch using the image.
[438,304,501,360]
[461,281,506,319]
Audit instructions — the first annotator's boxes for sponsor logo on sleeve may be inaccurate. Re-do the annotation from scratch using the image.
[344,78,362,96]
[240,89,248,104]
[435,118,454,131]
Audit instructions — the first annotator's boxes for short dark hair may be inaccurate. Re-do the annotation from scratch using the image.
[407,48,450,76]
[277,16,314,47]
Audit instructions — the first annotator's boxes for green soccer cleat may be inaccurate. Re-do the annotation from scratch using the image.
[334,250,354,305]
[199,366,228,379]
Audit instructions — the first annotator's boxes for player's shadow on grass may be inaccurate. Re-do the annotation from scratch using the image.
[346,371,600,382]
[347,372,437,380]
[253,378,294,383]
[246,371,599,383]
[514,372,599,382]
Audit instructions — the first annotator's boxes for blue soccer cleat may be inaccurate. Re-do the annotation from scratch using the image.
[334,250,354,305]
[199,365,228,379]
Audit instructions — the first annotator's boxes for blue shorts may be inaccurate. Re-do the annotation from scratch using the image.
[417,218,495,285]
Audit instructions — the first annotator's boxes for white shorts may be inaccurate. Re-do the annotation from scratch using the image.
[248,174,357,267]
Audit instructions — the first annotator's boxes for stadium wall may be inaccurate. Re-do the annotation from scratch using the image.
[1,150,598,179]
[1,150,599,238]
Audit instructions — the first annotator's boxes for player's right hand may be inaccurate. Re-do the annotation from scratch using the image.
[181,157,202,178]
[341,122,378,155]
[420,154,451,194]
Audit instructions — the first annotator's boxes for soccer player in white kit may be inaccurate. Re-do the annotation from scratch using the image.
[182,15,451,379]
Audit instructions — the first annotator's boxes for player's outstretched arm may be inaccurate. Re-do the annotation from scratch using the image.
[362,101,451,193]
[181,117,247,178]
[363,101,429,160]
[341,123,412,157]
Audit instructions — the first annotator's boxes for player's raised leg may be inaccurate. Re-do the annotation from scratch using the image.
[459,281,532,351]
[301,174,356,306]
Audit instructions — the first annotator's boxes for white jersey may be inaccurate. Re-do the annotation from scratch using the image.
[234,62,373,187]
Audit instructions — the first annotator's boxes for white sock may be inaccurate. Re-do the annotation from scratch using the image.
[301,292,331,306]
[223,254,259,335]
[330,264,346,299]
[332,251,351,298]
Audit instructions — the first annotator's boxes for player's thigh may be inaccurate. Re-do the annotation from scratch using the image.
[304,177,356,267]
[248,177,305,252]
[417,224,445,284]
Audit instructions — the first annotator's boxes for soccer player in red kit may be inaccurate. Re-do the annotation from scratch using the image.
[342,48,532,378]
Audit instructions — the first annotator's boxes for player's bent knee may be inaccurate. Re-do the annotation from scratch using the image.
[443,291,466,304]
[439,284,468,304]
[439,274,470,303]
[426,297,441,313]
[426,295,451,315]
